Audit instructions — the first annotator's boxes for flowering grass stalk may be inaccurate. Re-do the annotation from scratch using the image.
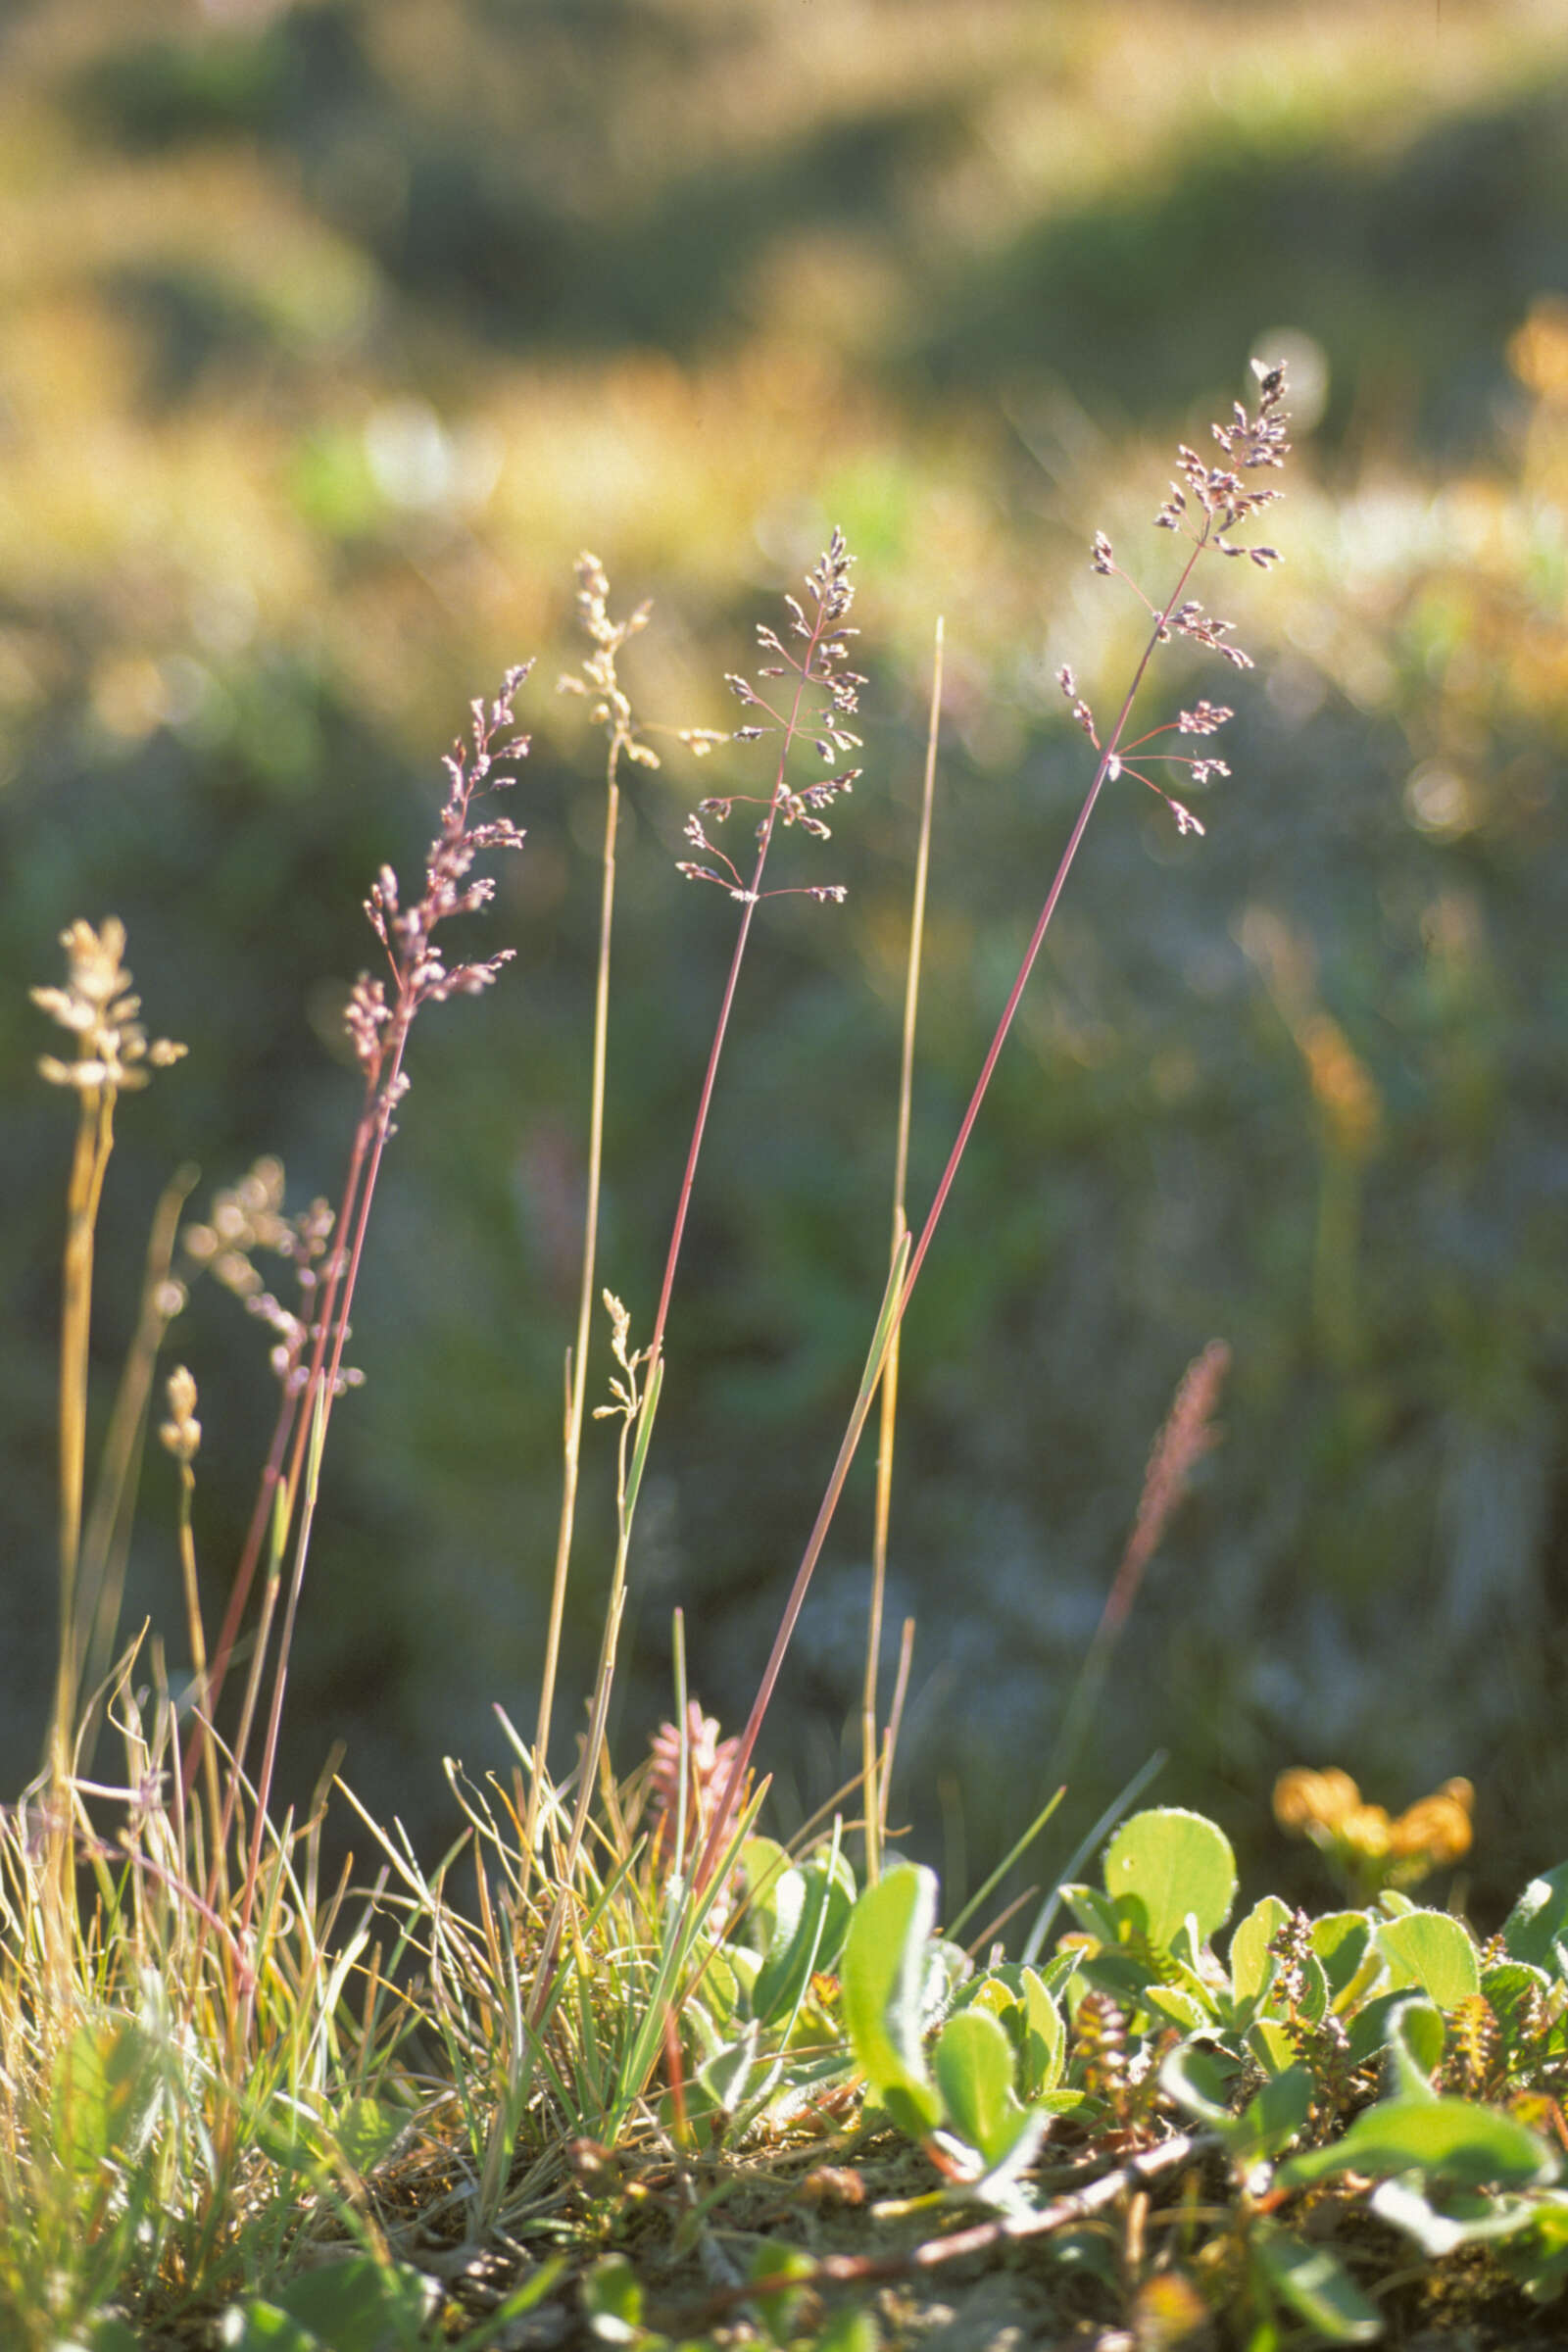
[524,561,656,1883]
[697,364,1293,1890]
[525,532,864,2012]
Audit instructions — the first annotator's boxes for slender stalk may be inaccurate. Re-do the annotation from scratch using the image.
[236,667,528,1939]
[171,1431,223,1893]
[527,552,852,2009]
[862,616,944,1886]
[79,1163,198,1750]
[696,537,1214,1892]
[53,1085,116,1777]
[241,1019,408,1942]
[525,676,624,1880]
[182,1385,300,1800]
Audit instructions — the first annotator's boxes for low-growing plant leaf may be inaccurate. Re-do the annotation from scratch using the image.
[696,2019,761,2118]
[1146,1983,1213,2032]
[1503,1866,1568,1975]
[812,2307,881,2352]
[1246,2017,1298,2077]
[217,2305,319,2351]
[1371,2176,1541,2257]
[737,1836,795,1944]
[1312,1911,1375,2004]
[1495,2191,1568,2301]
[330,2095,406,2179]
[1484,1960,1554,2048]
[1280,2094,1557,2190]
[951,1964,1065,2097]
[277,2255,436,2349]
[1383,1995,1445,2099]
[748,2242,816,2344]
[1378,1909,1480,2009]
[582,2254,643,2344]
[1250,2221,1380,2342]
[840,1863,943,2136]
[90,2324,148,2352]
[1233,2063,1315,2167]
[1230,1895,1289,2007]
[753,1847,855,2025]
[1058,1884,1122,1944]
[1160,2042,1237,2129]
[920,1936,973,2026]
[933,2007,1029,2167]
[1102,1809,1236,1951]
[52,2017,157,2180]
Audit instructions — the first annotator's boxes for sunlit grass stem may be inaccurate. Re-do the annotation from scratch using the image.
[697,535,1214,1892]
[53,1083,116,1779]
[862,615,943,1888]
[525,621,629,1883]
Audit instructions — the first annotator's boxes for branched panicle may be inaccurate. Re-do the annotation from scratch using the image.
[31,918,187,1097]
[678,528,865,906]
[558,553,660,769]
[1079,363,1291,839]
[182,1159,358,1399]
[350,665,532,1088]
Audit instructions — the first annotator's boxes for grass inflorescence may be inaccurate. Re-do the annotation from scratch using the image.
[10,361,1565,2352]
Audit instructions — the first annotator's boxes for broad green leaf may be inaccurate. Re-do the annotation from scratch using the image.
[1102,1809,1236,1951]
[1161,2047,1311,2167]
[91,2325,150,2352]
[330,2096,406,2179]
[1230,1895,1290,2006]
[581,2254,643,2343]
[1246,2017,1298,2077]
[1058,1884,1122,1943]
[1346,1989,1406,2073]
[1016,1966,1065,2092]
[696,2019,761,2116]
[1233,2064,1315,2167]
[1377,1909,1480,2009]
[1371,2176,1541,2257]
[753,1847,855,2025]
[1312,1911,1375,2004]
[278,2255,435,2348]
[1250,2221,1380,2342]
[813,2308,881,2352]
[740,1840,804,1966]
[1146,1984,1213,2032]
[1495,2189,1568,2301]
[933,2008,1029,2167]
[1383,1996,1444,2101]
[748,2242,815,2345]
[1484,1960,1553,2046]
[216,2306,319,2351]
[1503,1865,1568,1974]
[1280,2094,1557,2191]
[447,2259,565,2352]
[920,1936,973,2025]
[840,1864,943,2136]
[1160,2042,1236,2129]
[52,2017,157,2179]
[952,1965,1065,2096]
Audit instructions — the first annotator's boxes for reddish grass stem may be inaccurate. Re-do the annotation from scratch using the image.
[695,534,1214,1892]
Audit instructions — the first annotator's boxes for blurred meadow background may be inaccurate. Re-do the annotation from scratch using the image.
[2,0,1566,1922]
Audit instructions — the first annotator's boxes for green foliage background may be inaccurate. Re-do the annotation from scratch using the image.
[2,0,1565,1916]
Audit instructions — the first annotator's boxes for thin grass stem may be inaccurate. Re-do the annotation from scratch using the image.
[863,615,943,1887]
[526,605,629,1878]
[696,538,1212,1891]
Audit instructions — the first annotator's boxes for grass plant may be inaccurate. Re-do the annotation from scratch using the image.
[10,358,1568,2352]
